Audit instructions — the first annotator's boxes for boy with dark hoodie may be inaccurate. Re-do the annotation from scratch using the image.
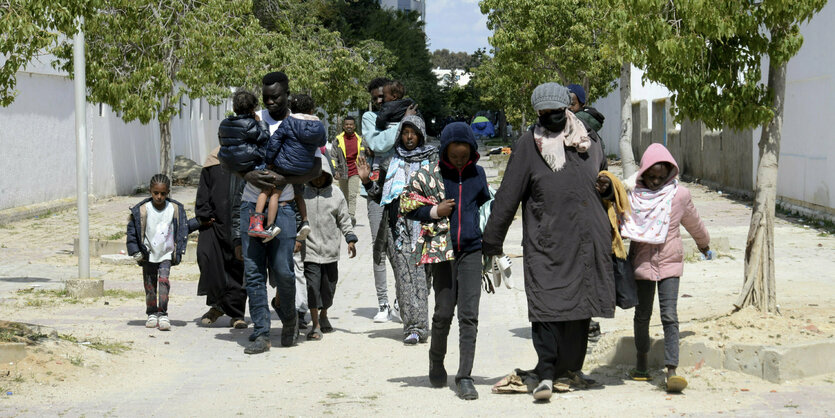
[402,122,492,400]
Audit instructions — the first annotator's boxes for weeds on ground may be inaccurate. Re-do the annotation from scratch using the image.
[59,334,131,354]
[102,289,143,300]
[68,354,83,366]
[0,321,49,344]
[16,288,80,307]
[103,231,126,241]
[775,205,835,235]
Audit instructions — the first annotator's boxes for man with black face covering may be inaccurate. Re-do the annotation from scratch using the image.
[482,82,616,400]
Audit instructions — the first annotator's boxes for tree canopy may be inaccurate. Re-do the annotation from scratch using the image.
[431,49,472,70]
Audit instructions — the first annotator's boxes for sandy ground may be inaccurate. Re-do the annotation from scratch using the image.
[0,176,833,416]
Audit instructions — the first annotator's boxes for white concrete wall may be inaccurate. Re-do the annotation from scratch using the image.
[0,66,225,211]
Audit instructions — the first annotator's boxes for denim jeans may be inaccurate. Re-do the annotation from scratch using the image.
[241,201,297,339]
[634,277,680,367]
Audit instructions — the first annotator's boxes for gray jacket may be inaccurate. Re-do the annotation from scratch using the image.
[302,156,358,264]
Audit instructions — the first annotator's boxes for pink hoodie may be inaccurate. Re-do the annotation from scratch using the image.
[629,144,710,281]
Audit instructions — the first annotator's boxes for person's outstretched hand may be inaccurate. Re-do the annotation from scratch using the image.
[244,169,279,190]
[356,155,372,184]
[595,173,612,195]
[294,241,302,253]
[234,245,243,261]
[347,242,356,258]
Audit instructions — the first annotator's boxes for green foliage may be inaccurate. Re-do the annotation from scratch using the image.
[253,0,392,129]
[606,0,827,130]
[0,0,97,106]
[476,0,620,128]
[432,49,472,70]
[320,0,443,133]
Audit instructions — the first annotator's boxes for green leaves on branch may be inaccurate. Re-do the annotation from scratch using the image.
[476,0,620,128]
[0,0,98,106]
[606,0,827,130]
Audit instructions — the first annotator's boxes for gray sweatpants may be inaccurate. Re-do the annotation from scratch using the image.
[366,198,389,306]
[633,277,680,367]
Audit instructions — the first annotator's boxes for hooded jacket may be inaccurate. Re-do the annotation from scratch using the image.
[126,197,198,266]
[575,107,605,133]
[217,115,270,173]
[302,155,358,264]
[265,114,327,176]
[406,122,491,254]
[628,143,710,281]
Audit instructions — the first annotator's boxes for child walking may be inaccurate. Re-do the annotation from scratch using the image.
[126,174,197,331]
[250,93,326,241]
[402,122,492,400]
[622,143,710,392]
[300,156,358,341]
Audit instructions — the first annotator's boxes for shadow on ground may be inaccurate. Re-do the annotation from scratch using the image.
[126,319,188,327]
[365,327,404,342]
[509,327,531,340]
[351,307,378,320]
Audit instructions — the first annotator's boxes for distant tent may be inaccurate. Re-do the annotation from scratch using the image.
[471,116,495,138]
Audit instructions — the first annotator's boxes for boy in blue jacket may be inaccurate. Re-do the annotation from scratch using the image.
[404,122,491,400]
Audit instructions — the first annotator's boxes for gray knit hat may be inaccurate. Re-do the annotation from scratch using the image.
[531,82,571,111]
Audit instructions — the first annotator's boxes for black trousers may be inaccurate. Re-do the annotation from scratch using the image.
[305,262,339,310]
[532,319,591,381]
[429,250,482,382]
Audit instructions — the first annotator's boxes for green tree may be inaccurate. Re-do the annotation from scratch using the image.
[0,0,97,106]
[607,0,827,313]
[477,0,620,129]
[320,0,443,134]
[431,49,472,70]
[253,0,392,135]
[54,0,273,178]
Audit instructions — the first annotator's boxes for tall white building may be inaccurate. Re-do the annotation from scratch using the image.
[378,0,426,21]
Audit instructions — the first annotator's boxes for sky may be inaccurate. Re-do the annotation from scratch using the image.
[424,0,492,54]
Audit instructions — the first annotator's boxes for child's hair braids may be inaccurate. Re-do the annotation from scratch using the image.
[149,173,171,190]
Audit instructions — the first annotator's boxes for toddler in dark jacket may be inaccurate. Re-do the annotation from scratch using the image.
[217,90,270,174]
[375,80,416,130]
[249,93,326,241]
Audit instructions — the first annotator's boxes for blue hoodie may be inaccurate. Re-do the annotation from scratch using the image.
[407,122,491,254]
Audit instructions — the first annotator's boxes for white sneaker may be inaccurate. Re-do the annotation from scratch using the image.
[158,315,171,331]
[145,314,158,328]
[388,300,402,323]
[297,221,311,241]
[373,305,390,323]
[263,225,281,243]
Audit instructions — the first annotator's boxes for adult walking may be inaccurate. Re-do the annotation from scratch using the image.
[482,82,615,400]
[361,77,399,323]
[195,147,248,329]
[238,71,305,354]
[331,116,363,225]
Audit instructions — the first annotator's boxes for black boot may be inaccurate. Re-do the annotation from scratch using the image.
[456,378,478,400]
[429,360,447,388]
[429,322,450,388]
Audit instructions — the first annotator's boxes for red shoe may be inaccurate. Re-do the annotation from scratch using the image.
[248,213,270,238]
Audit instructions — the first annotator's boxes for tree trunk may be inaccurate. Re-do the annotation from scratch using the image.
[735,60,785,313]
[158,93,173,179]
[159,120,172,179]
[618,62,638,178]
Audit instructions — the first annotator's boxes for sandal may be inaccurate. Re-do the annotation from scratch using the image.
[320,317,334,333]
[666,375,688,393]
[306,328,323,341]
[629,369,651,381]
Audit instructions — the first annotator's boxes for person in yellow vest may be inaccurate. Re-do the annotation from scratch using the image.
[330,116,364,224]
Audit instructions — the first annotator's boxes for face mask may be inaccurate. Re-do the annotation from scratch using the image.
[539,110,567,133]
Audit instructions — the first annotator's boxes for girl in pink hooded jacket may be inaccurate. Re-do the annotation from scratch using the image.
[622,143,710,393]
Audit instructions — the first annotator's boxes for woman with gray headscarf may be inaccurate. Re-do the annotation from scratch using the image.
[358,114,437,345]
[482,82,616,401]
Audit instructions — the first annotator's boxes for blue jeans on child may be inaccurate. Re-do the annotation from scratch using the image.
[240,201,297,340]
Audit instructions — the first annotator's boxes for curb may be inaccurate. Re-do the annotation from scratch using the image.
[73,238,198,264]
[593,335,835,383]
[0,197,82,226]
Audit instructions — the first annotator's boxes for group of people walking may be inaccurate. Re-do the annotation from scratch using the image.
[125,72,711,401]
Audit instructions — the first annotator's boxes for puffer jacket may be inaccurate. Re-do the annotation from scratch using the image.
[628,144,710,281]
[126,197,199,266]
[265,114,327,176]
[217,115,270,173]
[406,122,491,254]
[301,156,358,264]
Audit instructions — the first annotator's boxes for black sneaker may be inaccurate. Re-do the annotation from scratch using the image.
[244,335,270,354]
[281,317,299,347]
[456,378,478,400]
